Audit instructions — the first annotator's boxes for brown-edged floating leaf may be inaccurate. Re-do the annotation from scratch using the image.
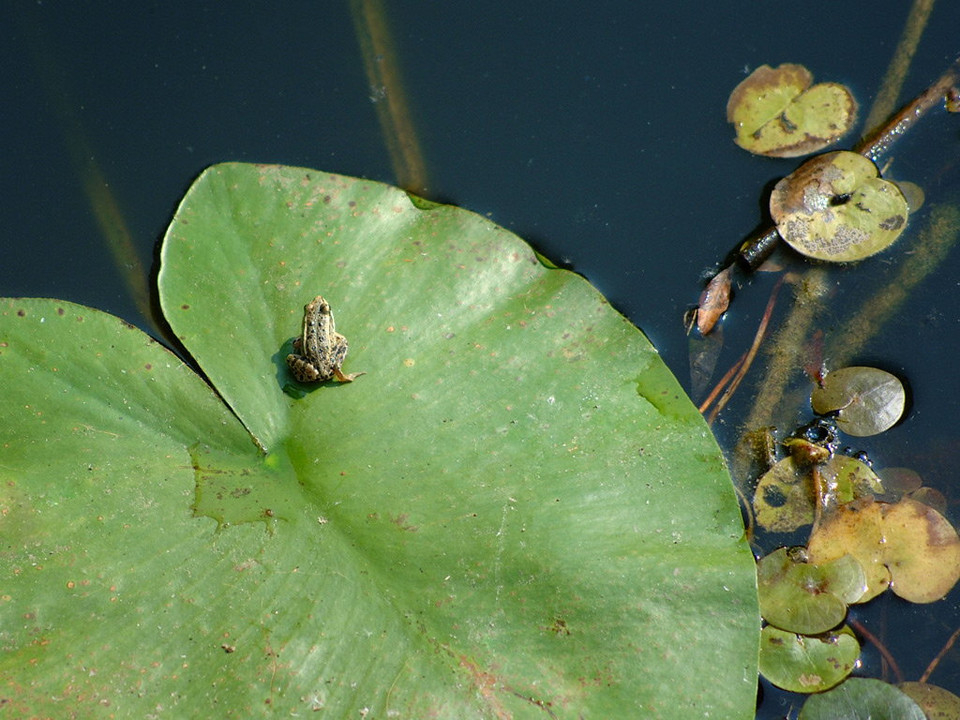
[758,547,865,634]
[807,498,889,601]
[770,151,909,262]
[811,366,906,436]
[875,467,949,513]
[758,624,859,693]
[881,498,960,603]
[908,485,948,516]
[799,678,927,720]
[898,682,960,719]
[807,497,960,603]
[727,64,857,158]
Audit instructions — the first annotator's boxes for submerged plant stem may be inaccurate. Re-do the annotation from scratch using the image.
[705,276,784,425]
[350,0,430,195]
[827,203,960,366]
[920,624,960,684]
[733,270,829,481]
[699,350,746,417]
[850,618,904,684]
[24,24,153,325]
[861,0,937,136]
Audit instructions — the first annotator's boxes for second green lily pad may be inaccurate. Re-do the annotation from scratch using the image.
[758,547,865,634]
[812,366,906,436]
[759,624,859,693]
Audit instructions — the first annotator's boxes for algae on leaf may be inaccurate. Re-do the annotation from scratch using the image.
[0,164,759,717]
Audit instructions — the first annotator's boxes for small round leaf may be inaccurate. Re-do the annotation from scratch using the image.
[812,366,906,436]
[898,682,960,719]
[753,455,884,533]
[882,498,960,603]
[807,498,890,602]
[819,455,885,507]
[758,547,865,634]
[807,497,960,603]
[753,457,815,533]
[759,624,859,693]
[800,678,927,720]
[770,152,909,262]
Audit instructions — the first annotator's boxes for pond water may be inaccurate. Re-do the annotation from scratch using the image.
[3,1,959,715]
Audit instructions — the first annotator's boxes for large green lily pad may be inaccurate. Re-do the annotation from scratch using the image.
[0,163,758,717]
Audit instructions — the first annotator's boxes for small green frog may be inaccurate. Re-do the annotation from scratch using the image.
[286,295,364,383]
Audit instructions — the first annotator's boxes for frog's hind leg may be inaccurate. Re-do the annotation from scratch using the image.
[334,340,365,382]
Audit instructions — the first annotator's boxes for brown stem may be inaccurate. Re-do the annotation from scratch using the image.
[855,55,960,162]
[705,276,784,424]
[850,617,903,684]
[919,624,960,684]
[699,350,746,416]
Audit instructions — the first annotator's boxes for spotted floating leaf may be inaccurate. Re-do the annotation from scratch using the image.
[770,151,909,262]
[759,624,859,693]
[727,63,856,158]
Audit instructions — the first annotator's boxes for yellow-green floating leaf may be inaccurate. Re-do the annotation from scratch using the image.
[727,63,857,158]
[807,497,960,603]
[898,682,960,719]
[753,454,883,533]
[800,678,927,719]
[770,151,909,262]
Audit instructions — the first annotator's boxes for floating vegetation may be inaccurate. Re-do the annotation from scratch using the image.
[807,497,960,604]
[727,63,857,158]
[753,454,884,534]
[799,678,927,719]
[770,152,909,262]
[811,366,906,436]
[758,547,865,635]
[759,624,860,693]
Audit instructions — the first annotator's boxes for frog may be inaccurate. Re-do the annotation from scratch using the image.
[286,295,365,383]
